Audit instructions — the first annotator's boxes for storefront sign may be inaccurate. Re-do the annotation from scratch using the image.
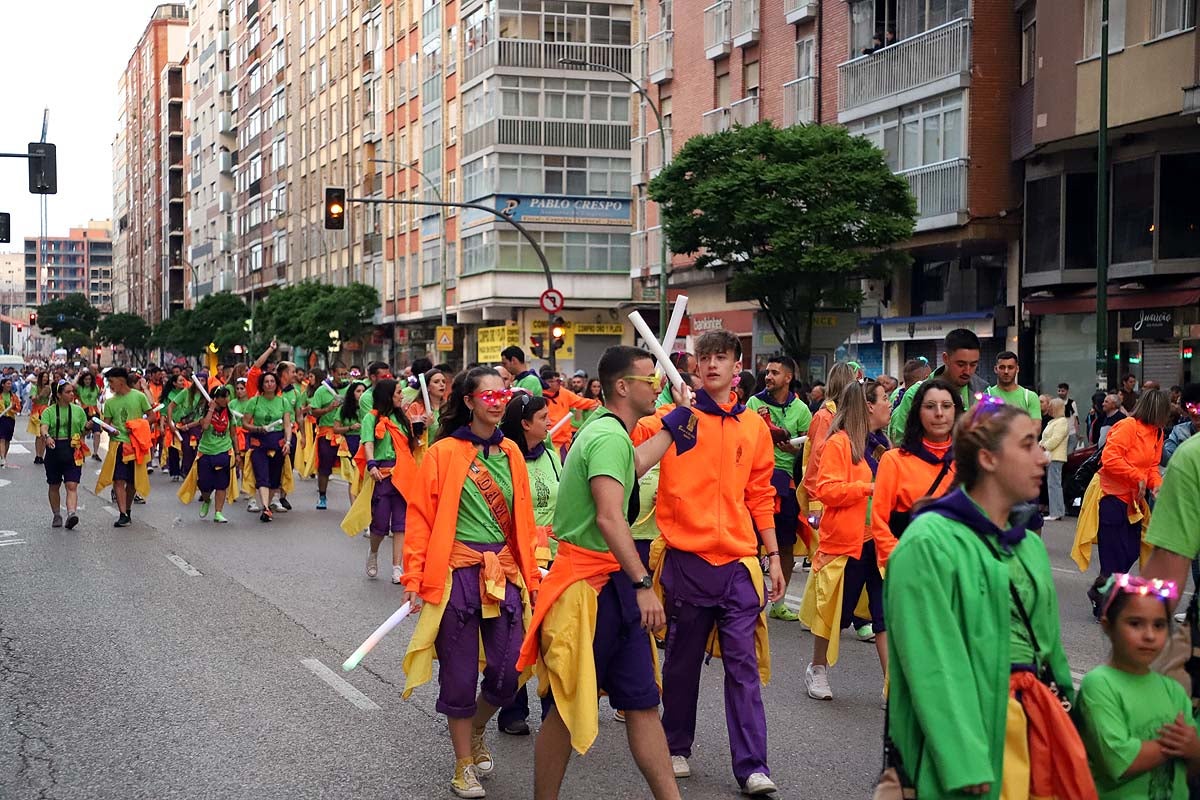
[572,323,625,336]
[1128,309,1175,340]
[531,318,576,359]
[880,315,994,342]
[476,322,520,363]
[463,195,632,228]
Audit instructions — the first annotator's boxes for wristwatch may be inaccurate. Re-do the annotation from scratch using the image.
[633,575,653,591]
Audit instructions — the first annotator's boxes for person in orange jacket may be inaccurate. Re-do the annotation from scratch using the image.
[802,381,892,703]
[400,366,541,799]
[800,361,861,528]
[538,367,600,455]
[636,330,785,796]
[870,378,963,571]
[1087,389,1173,607]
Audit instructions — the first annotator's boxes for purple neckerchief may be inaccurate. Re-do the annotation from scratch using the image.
[524,441,546,462]
[865,430,890,477]
[753,389,797,410]
[661,390,744,456]
[693,388,746,418]
[914,488,1028,549]
[451,425,504,457]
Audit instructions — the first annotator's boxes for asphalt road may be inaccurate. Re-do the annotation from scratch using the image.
[0,431,1113,800]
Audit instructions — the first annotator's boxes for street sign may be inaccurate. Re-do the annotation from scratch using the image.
[539,289,565,315]
[436,325,454,352]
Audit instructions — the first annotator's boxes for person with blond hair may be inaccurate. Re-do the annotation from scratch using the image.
[1040,397,1070,520]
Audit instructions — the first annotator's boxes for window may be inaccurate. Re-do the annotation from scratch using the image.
[847,92,962,171]
[1024,176,1060,273]
[1020,8,1036,85]
[796,37,815,79]
[1152,0,1195,37]
[271,136,287,169]
[1111,158,1154,263]
[447,170,457,206]
[1064,172,1097,271]
[421,238,442,284]
[897,0,965,40]
[446,25,458,73]
[1083,0,1125,58]
[1158,153,1200,259]
[464,3,492,57]
[497,0,631,45]
[660,0,673,30]
[447,98,458,143]
[462,155,494,200]
[716,72,731,107]
[743,61,760,97]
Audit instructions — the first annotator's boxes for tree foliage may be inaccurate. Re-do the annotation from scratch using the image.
[648,122,916,363]
[96,313,153,361]
[150,292,250,358]
[252,281,379,355]
[34,293,101,346]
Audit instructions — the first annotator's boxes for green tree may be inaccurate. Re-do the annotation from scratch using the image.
[34,293,101,345]
[96,313,153,363]
[648,122,916,363]
[190,292,250,353]
[252,281,379,357]
[150,310,206,358]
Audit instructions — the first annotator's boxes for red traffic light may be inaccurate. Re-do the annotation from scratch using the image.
[530,333,546,360]
[324,187,346,229]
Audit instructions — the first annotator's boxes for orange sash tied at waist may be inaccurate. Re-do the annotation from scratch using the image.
[449,540,521,616]
[1009,670,1097,800]
[352,413,417,499]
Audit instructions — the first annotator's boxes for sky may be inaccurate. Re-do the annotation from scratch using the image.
[0,1,167,249]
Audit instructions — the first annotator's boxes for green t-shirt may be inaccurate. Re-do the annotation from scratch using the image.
[1,392,17,418]
[1146,434,1200,559]
[514,372,543,397]
[527,445,562,529]
[229,394,252,422]
[457,449,513,544]
[41,404,87,440]
[359,384,377,428]
[281,385,304,419]
[311,383,341,428]
[1007,546,1036,665]
[198,409,235,455]
[746,392,813,476]
[103,390,151,443]
[169,388,198,421]
[553,408,635,553]
[370,413,405,462]
[77,385,100,408]
[401,385,420,404]
[986,384,1042,420]
[1076,665,1196,799]
[630,464,660,542]
[246,394,288,430]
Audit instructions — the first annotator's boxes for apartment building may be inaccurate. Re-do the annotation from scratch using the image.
[185,0,238,303]
[112,4,189,324]
[1017,0,1200,392]
[23,221,114,310]
[632,0,1022,377]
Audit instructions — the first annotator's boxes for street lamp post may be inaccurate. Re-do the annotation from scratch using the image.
[1095,0,1111,391]
[559,56,670,340]
[370,158,449,327]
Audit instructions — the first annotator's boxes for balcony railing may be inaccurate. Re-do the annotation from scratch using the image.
[648,30,674,84]
[1184,85,1200,116]
[463,39,632,84]
[630,227,663,277]
[731,0,760,46]
[704,1,732,59]
[730,95,759,127]
[463,117,631,156]
[646,128,671,177]
[632,42,648,89]
[900,157,968,230]
[838,18,971,120]
[218,150,233,175]
[783,76,815,126]
[632,136,647,185]
[702,107,731,135]
[784,0,818,24]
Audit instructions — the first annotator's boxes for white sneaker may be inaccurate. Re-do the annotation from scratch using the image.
[1176,611,1188,624]
[805,663,833,700]
[269,500,283,512]
[392,565,403,584]
[247,499,261,513]
[742,772,777,795]
[671,755,691,778]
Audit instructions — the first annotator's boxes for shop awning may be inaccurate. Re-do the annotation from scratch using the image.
[1024,279,1200,316]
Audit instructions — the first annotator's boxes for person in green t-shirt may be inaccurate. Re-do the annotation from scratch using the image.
[39,382,90,530]
[243,371,293,523]
[890,328,985,441]
[1143,435,1200,606]
[276,361,304,512]
[1076,575,1200,799]
[165,373,202,480]
[501,345,544,397]
[76,369,103,462]
[360,378,420,583]
[101,367,152,527]
[194,386,236,524]
[309,366,347,510]
[984,351,1041,421]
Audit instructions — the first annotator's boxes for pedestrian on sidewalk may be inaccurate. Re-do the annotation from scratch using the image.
[39,381,89,530]
[1040,397,1070,520]
[0,377,19,467]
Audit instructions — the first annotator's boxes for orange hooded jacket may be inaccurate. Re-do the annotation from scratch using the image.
[870,447,956,568]
[810,430,874,559]
[543,387,600,450]
[1099,416,1163,507]
[401,436,541,604]
[801,402,836,504]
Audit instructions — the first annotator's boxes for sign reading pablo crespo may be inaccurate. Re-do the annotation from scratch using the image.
[479,195,632,226]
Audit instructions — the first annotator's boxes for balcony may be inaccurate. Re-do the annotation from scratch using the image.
[217,30,230,53]
[704,1,732,59]
[218,150,233,175]
[218,191,233,213]
[648,31,674,84]
[216,231,234,253]
[462,117,631,156]
[462,39,632,85]
[1184,85,1200,116]
[702,107,731,134]
[838,18,971,122]
[632,42,647,90]
[784,0,818,24]
[630,227,663,277]
[730,95,759,127]
[783,76,815,126]
[216,72,231,94]
[631,136,647,185]
[900,157,968,232]
[646,128,671,177]
[731,0,760,47]
[218,111,235,134]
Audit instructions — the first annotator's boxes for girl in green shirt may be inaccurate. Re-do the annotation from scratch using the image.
[0,377,18,467]
[39,381,90,530]
[244,372,293,523]
[194,387,235,524]
[77,370,102,462]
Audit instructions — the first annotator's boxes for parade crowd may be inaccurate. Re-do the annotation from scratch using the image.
[4,326,1200,800]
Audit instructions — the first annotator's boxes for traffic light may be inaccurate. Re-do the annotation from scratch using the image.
[0,213,9,244]
[29,311,37,327]
[530,334,546,360]
[15,324,22,334]
[324,186,346,229]
[27,142,57,195]
[550,316,566,352]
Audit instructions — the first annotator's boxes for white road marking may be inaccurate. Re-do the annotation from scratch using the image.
[785,594,804,607]
[8,444,29,455]
[301,658,381,710]
[0,479,10,488]
[102,506,118,516]
[0,540,27,547]
[165,554,202,577]
[1051,566,1080,575]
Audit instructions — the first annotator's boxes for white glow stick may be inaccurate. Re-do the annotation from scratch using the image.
[789,435,808,448]
[629,311,685,393]
[658,295,689,370]
[229,408,245,420]
[91,416,120,435]
[548,413,573,438]
[418,372,431,413]
[151,403,165,413]
[341,601,413,671]
[195,381,212,403]
[264,418,284,432]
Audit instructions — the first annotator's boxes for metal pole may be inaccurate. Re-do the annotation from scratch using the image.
[370,158,448,326]
[559,57,670,340]
[346,196,558,372]
[1096,0,1110,391]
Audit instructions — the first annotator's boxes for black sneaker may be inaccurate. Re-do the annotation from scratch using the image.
[114,513,131,528]
[133,494,146,505]
[65,514,79,530]
[279,496,292,511]
[34,456,43,465]
[260,509,273,523]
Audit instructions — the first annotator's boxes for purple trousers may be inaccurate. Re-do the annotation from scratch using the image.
[660,548,769,784]
[433,542,525,718]
[197,452,232,494]
[0,415,14,442]
[249,432,285,489]
[370,459,406,537]
[1097,494,1142,576]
